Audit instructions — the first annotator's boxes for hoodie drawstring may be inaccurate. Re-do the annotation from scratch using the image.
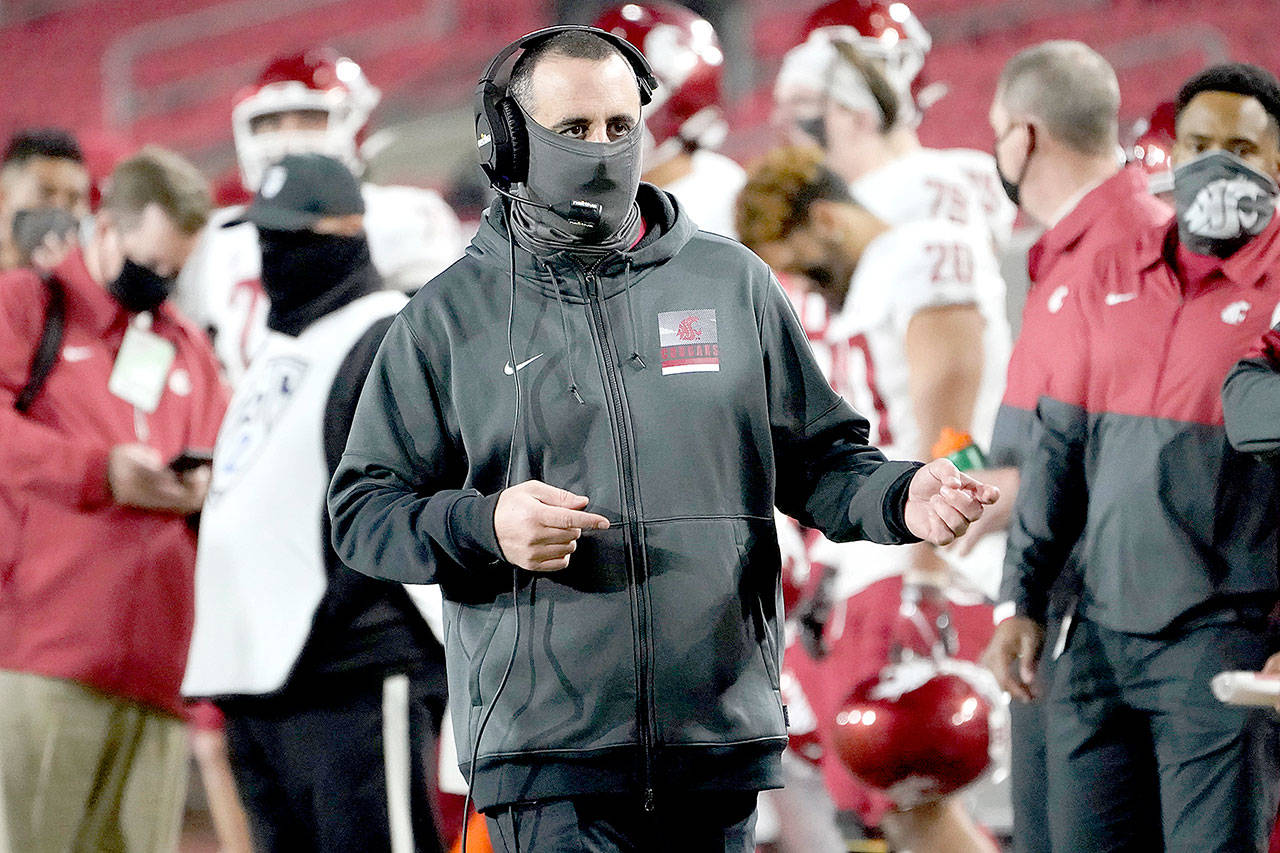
[622,259,647,370]
[544,262,587,405]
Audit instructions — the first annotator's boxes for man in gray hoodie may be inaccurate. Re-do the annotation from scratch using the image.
[328,26,997,853]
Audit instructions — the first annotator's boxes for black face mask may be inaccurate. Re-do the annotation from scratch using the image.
[259,229,369,306]
[258,229,376,334]
[107,258,175,314]
[798,115,828,149]
[994,124,1036,208]
[1173,150,1279,257]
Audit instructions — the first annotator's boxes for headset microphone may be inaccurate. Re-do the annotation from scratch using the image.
[488,184,603,228]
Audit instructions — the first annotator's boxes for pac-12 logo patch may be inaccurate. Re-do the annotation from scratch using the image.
[658,309,719,375]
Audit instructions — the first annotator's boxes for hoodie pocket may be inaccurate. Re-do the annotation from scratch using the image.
[645,516,787,744]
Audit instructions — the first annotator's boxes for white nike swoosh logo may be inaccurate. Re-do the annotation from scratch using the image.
[1104,292,1138,306]
[503,353,544,375]
[62,345,93,362]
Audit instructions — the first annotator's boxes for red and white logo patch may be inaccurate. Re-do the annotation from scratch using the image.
[658,309,719,375]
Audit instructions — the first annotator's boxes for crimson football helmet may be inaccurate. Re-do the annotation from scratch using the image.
[832,656,1008,808]
[593,2,727,169]
[801,0,934,118]
[232,48,380,191]
[830,579,1007,808]
[1128,101,1176,195]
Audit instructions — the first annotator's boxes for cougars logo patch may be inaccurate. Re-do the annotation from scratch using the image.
[658,309,719,375]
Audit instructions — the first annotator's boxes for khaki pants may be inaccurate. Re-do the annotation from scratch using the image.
[0,670,188,853]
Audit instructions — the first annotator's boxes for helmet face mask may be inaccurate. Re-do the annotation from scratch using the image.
[594,2,727,171]
[232,49,380,192]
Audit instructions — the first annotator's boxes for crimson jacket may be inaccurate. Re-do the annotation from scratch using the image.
[992,167,1172,468]
[1002,208,1280,634]
[0,250,228,716]
[990,168,1171,618]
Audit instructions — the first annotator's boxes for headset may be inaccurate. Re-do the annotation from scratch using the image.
[474,25,658,193]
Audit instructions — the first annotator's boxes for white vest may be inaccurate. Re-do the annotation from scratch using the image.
[183,290,442,697]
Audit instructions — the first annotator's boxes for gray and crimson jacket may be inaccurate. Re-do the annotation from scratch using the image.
[990,167,1170,620]
[328,185,921,810]
[1003,211,1280,634]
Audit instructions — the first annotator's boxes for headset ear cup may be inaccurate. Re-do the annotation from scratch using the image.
[498,98,527,185]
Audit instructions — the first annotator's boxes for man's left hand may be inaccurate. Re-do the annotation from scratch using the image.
[903,458,1000,546]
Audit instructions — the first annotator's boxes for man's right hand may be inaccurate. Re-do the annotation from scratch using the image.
[108,443,209,515]
[494,480,610,572]
[980,614,1044,703]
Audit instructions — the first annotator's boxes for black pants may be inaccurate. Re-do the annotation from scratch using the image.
[1007,614,1062,853]
[485,791,758,852]
[1046,615,1280,853]
[221,673,445,853]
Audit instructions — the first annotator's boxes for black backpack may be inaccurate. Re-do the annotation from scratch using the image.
[14,275,67,413]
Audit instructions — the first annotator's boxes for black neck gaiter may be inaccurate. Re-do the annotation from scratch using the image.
[259,229,380,336]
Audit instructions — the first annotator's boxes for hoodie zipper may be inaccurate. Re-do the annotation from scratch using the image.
[580,260,657,812]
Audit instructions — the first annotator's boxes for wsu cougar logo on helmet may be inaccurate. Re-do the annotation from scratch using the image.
[658,309,719,375]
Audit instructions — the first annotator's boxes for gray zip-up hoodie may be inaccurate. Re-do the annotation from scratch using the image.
[328,185,921,811]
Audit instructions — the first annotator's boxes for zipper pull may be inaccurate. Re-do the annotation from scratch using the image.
[643,787,655,813]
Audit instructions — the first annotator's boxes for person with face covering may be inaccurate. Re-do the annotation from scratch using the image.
[182,153,448,853]
[988,61,1280,853]
[0,147,228,853]
[972,41,1173,853]
[327,27,1000,853]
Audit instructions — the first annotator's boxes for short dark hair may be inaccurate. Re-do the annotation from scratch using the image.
[736,146,854,249]
[508,30,632,111]
[101,146,211,235]
[2,128,84,169]
[1175,63,1280,136]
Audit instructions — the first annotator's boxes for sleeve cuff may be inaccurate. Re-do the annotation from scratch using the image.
[882,462,924,544]
[445,490,505,565]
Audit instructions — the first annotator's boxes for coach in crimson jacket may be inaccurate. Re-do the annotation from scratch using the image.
[0,148,227,853]
[994,64,1280,852]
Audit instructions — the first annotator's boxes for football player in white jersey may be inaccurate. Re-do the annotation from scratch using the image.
[593,1,745,237]
[739,146,1011,853]
[773,0,1015,254]
[174,48,464,382]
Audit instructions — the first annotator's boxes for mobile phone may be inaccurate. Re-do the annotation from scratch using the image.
[169,448,214,473]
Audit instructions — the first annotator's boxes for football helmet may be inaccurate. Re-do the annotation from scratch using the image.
[232,48,380,191]
[1128,101,1176,195]
[593,2,727,169]
[802,0,930,103]
[832,656,1008,808]
[831,578,1007,808]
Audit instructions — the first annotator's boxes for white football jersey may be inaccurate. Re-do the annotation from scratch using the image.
[660,149,747,239]
[851,147,1016,254]
[173,182,464,383]
[814,219,1012,599]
